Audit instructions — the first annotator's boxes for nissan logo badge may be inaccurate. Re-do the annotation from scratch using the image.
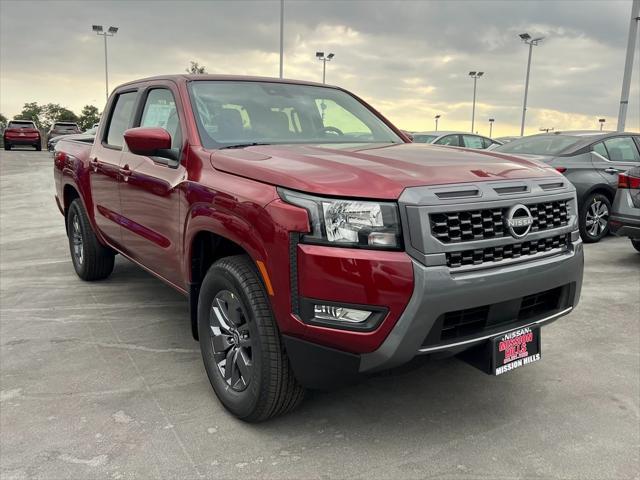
[505,204,534,239]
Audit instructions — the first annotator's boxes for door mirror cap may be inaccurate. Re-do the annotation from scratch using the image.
[124,127,171,156]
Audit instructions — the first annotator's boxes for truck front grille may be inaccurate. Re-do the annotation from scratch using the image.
[446,234,569,269]
[425,286,565,345]
[430,200,569,244]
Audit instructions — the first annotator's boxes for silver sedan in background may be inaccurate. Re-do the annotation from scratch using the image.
[411,131,502,149]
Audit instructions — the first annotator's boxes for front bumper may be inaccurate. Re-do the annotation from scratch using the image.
[284,236,583,388]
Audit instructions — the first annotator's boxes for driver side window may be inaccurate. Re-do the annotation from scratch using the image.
[314,99,373,140]
[140,88,182,151]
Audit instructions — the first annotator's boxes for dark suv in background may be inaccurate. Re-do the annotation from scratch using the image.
[3,120,41,151]
[494,131,640,243]
[47,122,81,145]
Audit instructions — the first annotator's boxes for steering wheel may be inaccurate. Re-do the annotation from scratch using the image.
[321,126,344,137]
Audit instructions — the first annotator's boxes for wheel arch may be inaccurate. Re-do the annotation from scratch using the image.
[184,209,271,340]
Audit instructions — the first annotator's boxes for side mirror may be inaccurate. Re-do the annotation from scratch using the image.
[124,127,172,157]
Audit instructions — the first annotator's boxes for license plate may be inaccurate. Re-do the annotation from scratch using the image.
[19,132,25,136]
[492,326,541,375]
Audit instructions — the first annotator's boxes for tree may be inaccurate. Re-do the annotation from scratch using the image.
[78,105,101,131]
[186,61,207,74]
[0,113,7,131]
[18,102,44,129]
[41,104,79,129]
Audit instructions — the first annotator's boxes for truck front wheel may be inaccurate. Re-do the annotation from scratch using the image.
[67,199,115,280]
[197,255,304,422]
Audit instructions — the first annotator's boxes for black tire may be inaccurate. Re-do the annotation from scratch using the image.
[4,143,10,151]
[198,255,304,422]
[579,193,611,243]
[66,199,115,280]
[632,239,640,253]
[35,143,41,151]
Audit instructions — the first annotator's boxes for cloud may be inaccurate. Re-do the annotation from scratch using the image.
[1,0,638,135]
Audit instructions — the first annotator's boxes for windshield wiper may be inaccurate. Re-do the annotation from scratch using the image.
[219,142,272,149]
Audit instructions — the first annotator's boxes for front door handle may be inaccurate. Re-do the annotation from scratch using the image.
[604,167,621,174]
[90,157,99,172]
[119,164,132,182]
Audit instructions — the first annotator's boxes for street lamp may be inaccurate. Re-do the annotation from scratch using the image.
[316,52,335,84]
[469,71,484,133]
[93,25,118,102]
[519,32,544,136]
[599,118,606,131]
[488,118,495,138]
[434,114,441,131]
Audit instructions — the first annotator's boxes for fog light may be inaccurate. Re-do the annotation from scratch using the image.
[313,304,372,323]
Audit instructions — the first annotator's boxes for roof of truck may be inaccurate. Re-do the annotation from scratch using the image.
[116,74,332,89]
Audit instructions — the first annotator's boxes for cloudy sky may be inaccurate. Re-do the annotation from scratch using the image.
[1,0,638,137]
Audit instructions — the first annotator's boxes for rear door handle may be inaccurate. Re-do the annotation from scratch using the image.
[604,167,621,174]
[119,164,132,182]
[90,157,99,172]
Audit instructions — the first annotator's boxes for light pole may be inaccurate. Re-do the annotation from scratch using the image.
[599,118,606,131]
[434,114,441,131]
[469,71,483,133]
[519,33,544,136]
[488,118,495,138]
[316,52,334,84]
[617,0,639,131]
[93,25,118,103]
[279,0,284,78]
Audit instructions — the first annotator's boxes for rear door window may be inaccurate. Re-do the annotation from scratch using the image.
[462,135,484,149]
[602,137,640,163]
[592,142,609,159]
[106,91,138,148]
[435,135,461,147]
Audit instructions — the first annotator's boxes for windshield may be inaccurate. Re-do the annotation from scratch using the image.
[8,121,35,129]
[188,81,402,148]
[412,134,437,143]
[495,135,581,155]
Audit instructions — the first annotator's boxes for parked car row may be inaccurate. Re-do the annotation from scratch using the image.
[492,131,640,244]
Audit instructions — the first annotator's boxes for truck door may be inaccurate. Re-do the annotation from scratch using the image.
[90,90,138,248]
[118,85,187,290]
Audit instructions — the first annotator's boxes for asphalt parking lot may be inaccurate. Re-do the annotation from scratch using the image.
[0,149,638,480]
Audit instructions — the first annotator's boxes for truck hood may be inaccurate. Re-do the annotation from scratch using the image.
[210,143,560,199]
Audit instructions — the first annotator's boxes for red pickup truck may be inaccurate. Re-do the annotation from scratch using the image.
[54,75,583,421]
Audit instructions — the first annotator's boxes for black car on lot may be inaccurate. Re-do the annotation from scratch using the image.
[494,131,640,243]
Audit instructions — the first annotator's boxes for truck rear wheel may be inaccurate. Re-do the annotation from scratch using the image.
[197,255,304,422]
[67,199,115,281]
[632,239,640,253]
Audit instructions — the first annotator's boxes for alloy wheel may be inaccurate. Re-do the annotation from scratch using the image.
[209,290,253,391]
[585,199,609,238]
[71,213,84,265]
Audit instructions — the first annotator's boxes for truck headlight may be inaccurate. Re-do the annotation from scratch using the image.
[279,188,402,249]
